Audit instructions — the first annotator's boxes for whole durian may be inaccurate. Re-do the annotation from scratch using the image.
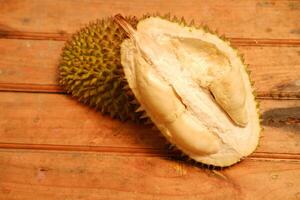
[59,16,142,122]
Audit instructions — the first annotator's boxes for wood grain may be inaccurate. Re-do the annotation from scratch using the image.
[0,0,300,40]
[239,46,300,99]
[0,39,299,98]
[0,149,299,200]
[0,1,299,199]
[0,92,299,157]
[0,92,165,150]
[257,99,300,155]
[0,39,62,87]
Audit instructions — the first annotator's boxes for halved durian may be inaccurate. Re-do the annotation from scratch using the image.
[116,15,260,167]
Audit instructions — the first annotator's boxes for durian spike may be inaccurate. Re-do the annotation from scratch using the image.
[135,106,144,112]
[189,19,195,26]
[144,119,154,125]
[164,13,171,20]
[140,113,148,119]
[151,125,159,131]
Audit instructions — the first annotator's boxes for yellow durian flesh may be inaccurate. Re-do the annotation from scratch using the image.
[119,16,260,167]
[170,37,248,126]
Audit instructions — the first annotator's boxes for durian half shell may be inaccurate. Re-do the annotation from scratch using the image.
[119,16,261,167]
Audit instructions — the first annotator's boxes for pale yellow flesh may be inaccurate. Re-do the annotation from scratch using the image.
[134,56,221,155]
[171,37,248,126]
[120,17,260,167]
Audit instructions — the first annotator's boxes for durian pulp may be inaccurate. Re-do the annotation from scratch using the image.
[121,17,260,167]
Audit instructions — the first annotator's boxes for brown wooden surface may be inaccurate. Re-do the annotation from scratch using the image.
[0,0,299,199]
[0,149,299,200]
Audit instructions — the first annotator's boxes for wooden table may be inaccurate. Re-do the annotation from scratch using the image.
[0,1,299,199]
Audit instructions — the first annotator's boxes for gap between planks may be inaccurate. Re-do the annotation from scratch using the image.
[1,31,300,47]
[0,143,300,162]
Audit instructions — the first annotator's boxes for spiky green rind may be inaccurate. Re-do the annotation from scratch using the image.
[59,16,145,122]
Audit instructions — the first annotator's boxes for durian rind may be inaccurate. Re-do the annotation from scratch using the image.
[59,16,143,122]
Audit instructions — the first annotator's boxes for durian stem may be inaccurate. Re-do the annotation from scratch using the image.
[114,14,136,38]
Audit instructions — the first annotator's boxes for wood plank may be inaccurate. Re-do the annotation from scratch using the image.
[0,0,300,40]
[0,92,299,157]
[257,99,300,155]
[0,92,165,149]
[0,149,299,200]
[239,46,300,99]
[0,39,299,98]
[0,39,62,87]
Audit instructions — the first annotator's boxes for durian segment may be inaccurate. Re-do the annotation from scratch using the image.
[134,56,186,124]
[209,66,248,126]
[170,38,248,126]
[120,16,260,167]
[58,17,143,122]
[134,55,221,155]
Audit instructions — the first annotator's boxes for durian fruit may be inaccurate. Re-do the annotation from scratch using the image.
[58,17,143,122]
[116,15,261,167]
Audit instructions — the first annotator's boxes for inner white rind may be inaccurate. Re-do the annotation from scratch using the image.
[121,17,260,167]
